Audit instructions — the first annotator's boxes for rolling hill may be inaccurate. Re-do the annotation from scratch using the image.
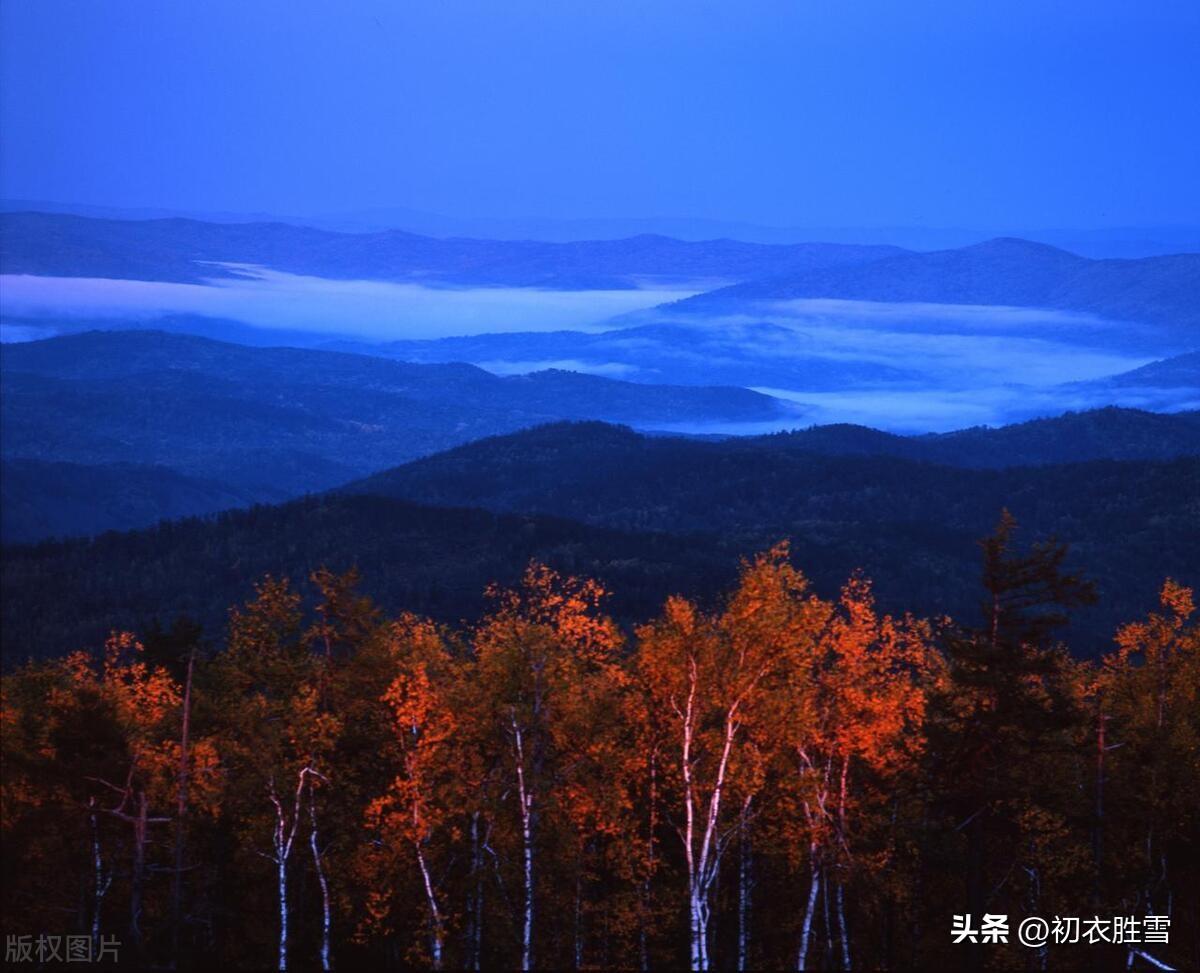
[4,431,1195,663]
[341,420,1199,549]
[764,406,1200,467]
[1084,350,1200,388]
[670,237,1200,335]
[340,419,1199,641]
[321,321,917,389]
[0,211,902,287]
[0,459,274,544]
[350,408,1200,487]
[1,330,793,510]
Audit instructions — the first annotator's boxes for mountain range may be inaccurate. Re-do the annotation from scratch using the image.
[4,327,1199,545]
[343,417,1200,542]
[0,211,901,287]
[4,214,1199,341]
[670,237,1200,337]
[2,213,1198,663]
[6,199,1198,256]
[0,330,792,523]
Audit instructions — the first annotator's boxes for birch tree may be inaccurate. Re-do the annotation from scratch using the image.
[366,616,463,970]
[1101,581,1199,930]
[474,563,624,971]
[639,545,826,971]
[216,576,337,971]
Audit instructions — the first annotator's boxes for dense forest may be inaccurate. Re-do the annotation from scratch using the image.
[7,414,1195,662]
[3,516,1195,971]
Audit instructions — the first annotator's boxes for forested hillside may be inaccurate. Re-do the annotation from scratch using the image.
[0,331,792,538]
[0,496,739,661]
[0,459,271,544]
[4,446,1196,663]
[760,406,1200,467]
[339,420,1197,638]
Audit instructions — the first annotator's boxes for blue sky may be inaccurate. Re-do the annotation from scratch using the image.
[2,0,1198,230]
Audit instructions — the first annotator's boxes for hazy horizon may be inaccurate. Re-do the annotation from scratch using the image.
[3,1,1199,231]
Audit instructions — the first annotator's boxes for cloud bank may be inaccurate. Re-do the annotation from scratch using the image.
[0,269,703,340]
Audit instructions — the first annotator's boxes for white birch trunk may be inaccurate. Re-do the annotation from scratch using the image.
[309,795,332,971]
[89,800,111,952]
[836,882,850,971]
[277,853,289,972]
[677,652,744,973]
[414,838,443,970]
[269,769,308,971]
[467,812,484,971]
[511,714,534,972]
[796,849,820,971]
[737,806,751,973]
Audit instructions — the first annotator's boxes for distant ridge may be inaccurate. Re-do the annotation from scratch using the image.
[1088,350,1200,388]
[672,237,1200,333]
[346,408,1200,498]
[0,210,902,287]
[5,199,1197,256]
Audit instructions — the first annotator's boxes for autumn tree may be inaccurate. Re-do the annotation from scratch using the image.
[639,545,828,971]
[212,576,338,971]
[1,631,218,964]
[778,574,938,970]
[363,615,465,969]
[472,563,625,971]
[1097,580,1199,969]
[3,544,1198,970]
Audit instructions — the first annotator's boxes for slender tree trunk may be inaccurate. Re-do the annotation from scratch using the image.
[520,795,533,971]
[414,838,443,970]
[836,882,850,971]
[836,757,851,970]
[277,851,289,972]
[680,662,740,973]
[89,800,111,952]
[821,864,833,968]
[737,803,752,973]
[467,812,483,971]
[309,796,333,971]
[172,649,195,967]
[797,848,820,971]
[270,770,307,971]
[689,888,712,972]
[511,715,534,972]
[680,661,705,972]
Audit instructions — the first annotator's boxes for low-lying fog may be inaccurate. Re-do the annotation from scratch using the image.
[0,269,703,339]
[3,273,1193,433]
